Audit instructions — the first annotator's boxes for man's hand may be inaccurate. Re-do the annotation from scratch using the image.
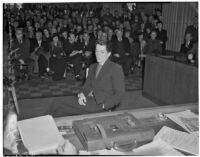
[78,93,87,106]
[114,53,120,58]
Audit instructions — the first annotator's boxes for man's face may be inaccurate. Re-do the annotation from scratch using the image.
[157,23,163,29]
[116,30,122,39]
[95,44,111,65]
[62,31,67,38]
[101,32,108,42]
[108,29,113,37]
[125,31,130,38]
[151,32,157,39]
[69,34,75,43]
[16,30,23,40]
[36,32,42,40]
[185,33,192,42]
[53,36,58,42]
[83,33,89,41]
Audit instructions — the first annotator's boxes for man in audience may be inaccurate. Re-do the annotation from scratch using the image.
[64,32,83,80]
[156,21,167,55]
[112,29,132,76]
[11,28,32,80]
[180,32,194,62]
[145,29,162,55]
[30,31,48,76]
[185,16,198,43]
[80,31,96,68]
[47,40,125,117]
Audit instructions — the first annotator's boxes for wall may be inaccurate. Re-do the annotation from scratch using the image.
[162,2,197,52]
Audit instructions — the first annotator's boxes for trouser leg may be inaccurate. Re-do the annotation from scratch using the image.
[38,55,48,77]
[47,96,104,117]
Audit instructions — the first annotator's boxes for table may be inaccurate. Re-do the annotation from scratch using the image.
[143,55,198,105]
[17,103,198,155]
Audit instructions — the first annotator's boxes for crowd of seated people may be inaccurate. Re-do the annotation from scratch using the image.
[4,4,169,82]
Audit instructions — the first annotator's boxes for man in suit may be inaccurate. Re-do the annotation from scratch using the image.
[185,16,198,43]
[156,21,167,55]
[47,40,125,117]
[180,32,194,62]
[30,31,49,77]
[112,29,132,76]
[11,28,31,80]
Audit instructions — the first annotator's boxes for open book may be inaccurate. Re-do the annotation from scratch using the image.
[17,115,64,155]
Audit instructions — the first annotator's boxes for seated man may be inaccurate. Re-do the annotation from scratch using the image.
[144,30,162,55]
[112,29,132,76]
[47,40,125,117]
[64,32,83,80]
[11,28,32,81]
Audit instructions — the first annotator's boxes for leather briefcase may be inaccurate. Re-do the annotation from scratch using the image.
[73,113,155,151]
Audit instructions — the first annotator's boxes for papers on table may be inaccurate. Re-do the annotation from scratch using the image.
[154,126,199,155]
[166,110,199,136]
[132,138,183,156]
[17,115,64,155]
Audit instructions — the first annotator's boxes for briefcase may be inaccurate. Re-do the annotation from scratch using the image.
[73,113,155,151]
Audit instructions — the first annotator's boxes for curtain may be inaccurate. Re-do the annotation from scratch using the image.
[162,2,197,52]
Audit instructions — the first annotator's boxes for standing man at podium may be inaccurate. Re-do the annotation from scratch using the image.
[48,40,125,117]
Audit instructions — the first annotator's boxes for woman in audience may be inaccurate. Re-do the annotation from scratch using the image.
[49,33,66,81]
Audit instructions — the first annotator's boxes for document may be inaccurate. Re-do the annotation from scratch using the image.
[132,139,183,156]
[18,115,64,155]
[166,110,199,136]
[154,126,199,155]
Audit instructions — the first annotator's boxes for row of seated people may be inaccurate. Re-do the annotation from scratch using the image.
[10,26,164,82]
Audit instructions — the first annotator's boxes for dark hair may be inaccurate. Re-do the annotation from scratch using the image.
[96,40,112,53]
[156,20,163,25]
[151,29,157,34]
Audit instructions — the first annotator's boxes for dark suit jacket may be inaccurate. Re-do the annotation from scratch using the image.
[30,38,48,53]
[180,41,194,54]
[12,37,30,61]
[80,59,125,110]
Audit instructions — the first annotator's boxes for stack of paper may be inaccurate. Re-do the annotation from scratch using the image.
[154,126,199,155]
[132,138,183,156]
[18,115,64,155]
[166,110,199,136]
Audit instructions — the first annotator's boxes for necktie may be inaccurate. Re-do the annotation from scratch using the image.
[95,64,102,78]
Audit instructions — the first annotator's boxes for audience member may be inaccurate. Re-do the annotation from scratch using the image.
[156,21,167,54]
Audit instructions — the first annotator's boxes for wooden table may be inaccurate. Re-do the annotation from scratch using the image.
[17,103,198,155]
[143,55,198,105]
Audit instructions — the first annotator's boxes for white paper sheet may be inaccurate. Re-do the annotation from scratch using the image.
[166,110,199,136]
[132,138,183,156]
[18,115,64,155]
[154,126,199,155]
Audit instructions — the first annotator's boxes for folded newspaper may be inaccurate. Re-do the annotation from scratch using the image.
[165,110,199,136]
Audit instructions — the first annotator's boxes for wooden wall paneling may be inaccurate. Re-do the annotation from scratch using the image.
[173,63,198,104]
